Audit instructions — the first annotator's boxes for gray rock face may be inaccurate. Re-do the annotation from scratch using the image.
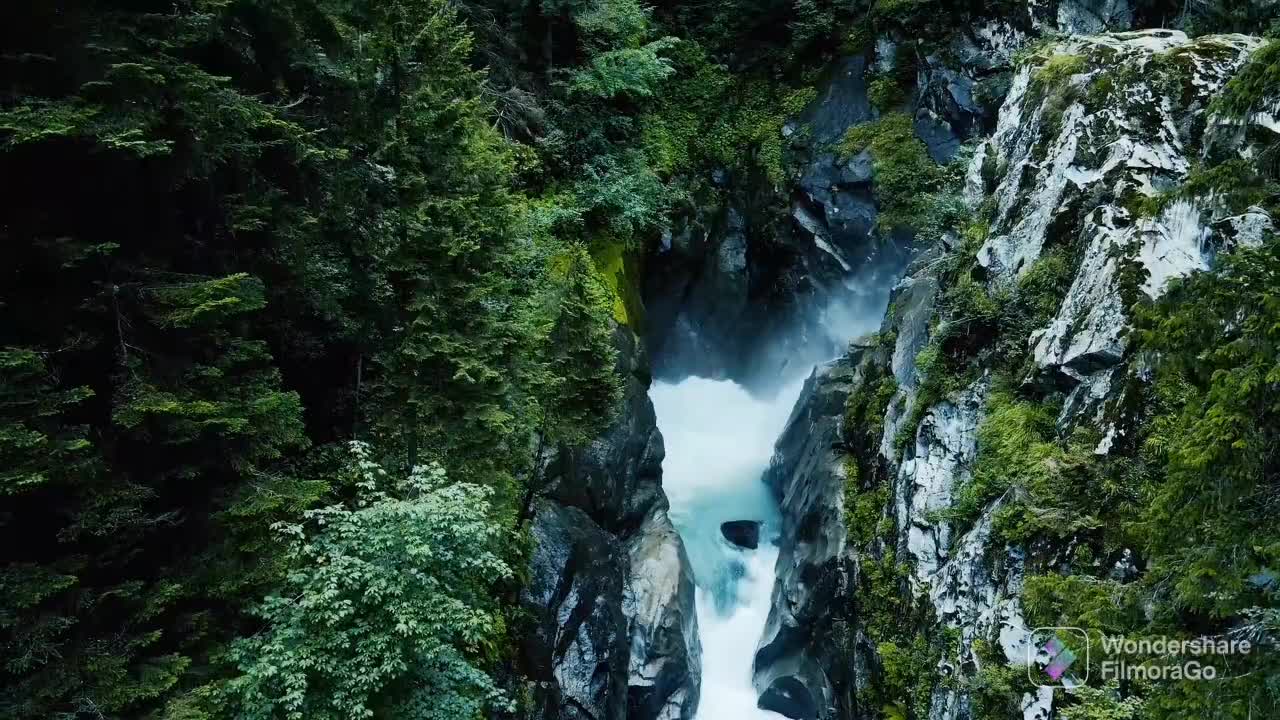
[523,499,630,720]
[1043,0,1133,34]
[522,328,700,720]
[644,178,894,391]
[970,31,1268,429]
[801,56,875,146]
[754,356,864,720]
[625,507,702,720]
[755,27,1275,720]
[897,379,987,587]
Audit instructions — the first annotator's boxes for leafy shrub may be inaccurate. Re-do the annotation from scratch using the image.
[225,443,513,720]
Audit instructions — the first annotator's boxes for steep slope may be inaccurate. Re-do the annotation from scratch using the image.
[755,28,1277,720]
[521,328,702,720]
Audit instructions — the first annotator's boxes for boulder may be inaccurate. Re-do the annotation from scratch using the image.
[522,327,702,720]
[720,520,761,550]
[753,357,864,720]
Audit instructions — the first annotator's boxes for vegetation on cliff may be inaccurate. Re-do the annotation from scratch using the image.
[4,0,1280,718]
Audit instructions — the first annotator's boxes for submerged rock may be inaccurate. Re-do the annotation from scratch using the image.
[720,520,762,549]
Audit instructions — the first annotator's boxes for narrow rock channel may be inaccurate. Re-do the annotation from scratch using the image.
[650,267,900,719]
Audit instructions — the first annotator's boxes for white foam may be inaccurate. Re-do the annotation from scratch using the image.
[653,377,800,720]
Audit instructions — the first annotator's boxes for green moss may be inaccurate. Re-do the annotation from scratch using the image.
[638,42,816,185]
[589,239,645,327]
[865,50,917,112]
[968,639,1037,720]
[837,113,941,230]
[1032,54,1086,91]
[845,482,888,547]
[1084,73,1115,111]
[877,636,938,718]
[1122,188,1166,219]
[844,373,899,445]
[867,74,902,111]
[1210,40,1280,118]
[1015,249,1074,324]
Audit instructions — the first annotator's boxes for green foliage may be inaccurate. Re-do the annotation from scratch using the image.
[838,114,943,230]
[948,384,1133,543]
[967,639,1027,719]
[570,39,678,99]
[877,636,937,718]
[0,0,631,716]
[0,350,94,496]
[573,150,673,244]
[1131,237,1280,618]
[1022,574,1140,633]
[538,244,623,448]
[573,0,652,46]
[993,236,1280,719]
[1058,684,1145,720]
[844,373,899,448]
[1169,159,1279,214]
[634,35,820,183]
[224,443,513,720]
[866,49,918,112]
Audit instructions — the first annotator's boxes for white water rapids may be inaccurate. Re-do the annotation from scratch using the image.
[652,378,801,720]
[651,267,899,719]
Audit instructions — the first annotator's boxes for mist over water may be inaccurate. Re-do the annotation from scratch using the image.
[652,258,901,719]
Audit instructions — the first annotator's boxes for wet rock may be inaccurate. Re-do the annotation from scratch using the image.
[523,327,701,720]
[887,270,941,391]
[758,675,820,720]
[720,520,761,549]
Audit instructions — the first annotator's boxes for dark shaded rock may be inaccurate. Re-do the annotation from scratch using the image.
[1043,0,1133,34]
[720,520,761,549]
[522,500,629,720]
[914,109,963,163]
[542,327,666,534]
[758,676,820,720]
[801,56,874,145]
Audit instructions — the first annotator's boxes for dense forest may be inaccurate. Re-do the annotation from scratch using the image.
[2,0,1279,719]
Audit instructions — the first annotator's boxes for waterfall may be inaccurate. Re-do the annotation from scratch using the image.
[652,260,901,719]
[652,377,801,720]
